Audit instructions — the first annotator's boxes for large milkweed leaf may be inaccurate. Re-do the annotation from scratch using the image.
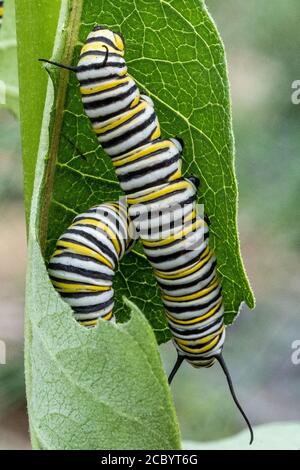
[26,238,181,449]
[20,0,180,450]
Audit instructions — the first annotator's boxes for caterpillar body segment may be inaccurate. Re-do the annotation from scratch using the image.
[48,201,135,327]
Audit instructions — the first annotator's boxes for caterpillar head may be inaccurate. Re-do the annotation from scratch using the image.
[90,25,125,54]
[77,26,126,76]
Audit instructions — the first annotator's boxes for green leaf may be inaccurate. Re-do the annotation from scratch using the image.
[15,0,61,224]
[0,0,19,116]
[184,422,300,450]
[26,237,181,449]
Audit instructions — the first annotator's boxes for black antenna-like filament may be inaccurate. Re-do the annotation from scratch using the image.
[168,353,254,445]
[39,45,109,71]
[168,355,184,385]
[216,354,254,445]
[102,45,109,67]
[38,58,77,72]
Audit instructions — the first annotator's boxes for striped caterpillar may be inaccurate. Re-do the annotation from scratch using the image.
[48,201,135,327]
[42,26,253,443]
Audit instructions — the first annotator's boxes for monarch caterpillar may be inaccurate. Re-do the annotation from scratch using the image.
[0,1,3,29]
[48,201,135,328]
[42,26,253,443]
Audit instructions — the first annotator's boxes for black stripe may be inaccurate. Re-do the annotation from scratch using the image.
[79,59,124,71]
[164,290,221,314]
[176,334,222,353]
[49,276,102,287]
[101,111,157,150]
[143,219,203,252]
[60,229,118,265]
[131,191,195,211]
[74,212,127,240]
[99,107,146,137]
[84,84,137,111]
[77,51,122,69]
[72,297,114,313]
[157,260,217,291]
[82,79,128,98]
[79,73,120,86]
[135,213,196,240]
[118,152,179,183]
[146,240,205,265]
[61,290,111,299]
[48,263,113,281]
[85,35,122,51]
[169,315,223,337]
[169,303,223,331]
[112,146,169,168]
[67,227,120,261]
[50,251,108,266]
[122,169,181,195]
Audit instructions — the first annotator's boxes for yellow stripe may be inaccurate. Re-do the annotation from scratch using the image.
[73,218,121,254]
[176,326,224,346]
[94,101,147,134]
[154,246,211,280]
[142,218,204,248]
[0,7,3,15]
[57,240,113,268]
[81,42,120,55]
[109,202,127,219]
[169,166,182,181]
[130,95,140,108]
[112,141,171,167]
[79,311,113,327]
[176,334,221,354]
[80,76,129,95]
[79,319,98,327]
[127,180,188,205]
[162,276,219,302]
[106,202,129,230]
[102,310,114,321]
[52,249,64,257]
[150,124,161,140]
[166,299,223,325]
[52,281,110,293]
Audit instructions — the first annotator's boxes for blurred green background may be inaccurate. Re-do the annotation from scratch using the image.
[0,0,299,449]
